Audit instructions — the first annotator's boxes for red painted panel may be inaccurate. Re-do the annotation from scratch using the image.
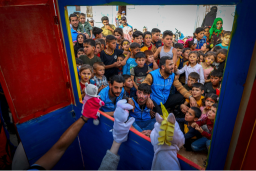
[0,0,48,7]
[0,4,72,123]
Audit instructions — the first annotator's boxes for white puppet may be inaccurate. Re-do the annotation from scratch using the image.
[150,103,185,170]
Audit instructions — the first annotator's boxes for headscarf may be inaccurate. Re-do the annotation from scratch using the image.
[74,33,86,57]
[123,26,132,43]
[209,18,223,39]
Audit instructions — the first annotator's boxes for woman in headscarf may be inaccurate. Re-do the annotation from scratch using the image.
[209,18,224,46]
[74,33,86,57]
[201,6,218,27]
[123,26,133,43]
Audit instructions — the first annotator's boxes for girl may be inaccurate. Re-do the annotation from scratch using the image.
[121,39,130,56]
[209,18,224,46]
[74,33,86,57]
[213,48,228,73]
[198,51,205,63]
[123,26,132,43]
[201,51,215,82]
[175,51,205,84]
[200,93,218,120]
[114,28,123,49]
[193,27,207,50]
[79,64,95,99]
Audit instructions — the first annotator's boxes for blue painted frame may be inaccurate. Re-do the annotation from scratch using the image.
[57,0,256,169]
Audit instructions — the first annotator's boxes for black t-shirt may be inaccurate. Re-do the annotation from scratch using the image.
[152,40,163,48]
[130,65,150,85]
[204,82,218,95]
[100,49,123,80]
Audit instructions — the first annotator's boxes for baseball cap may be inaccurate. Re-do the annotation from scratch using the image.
[122,11,125,13]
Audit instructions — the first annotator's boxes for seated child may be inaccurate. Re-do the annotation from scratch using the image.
[216,31,231,50]
[201,51,215,83]
[213,49,228,73]
[93,27,103,40]
[130,52,152,90]
[123,75,137,98]
[141,31,157,53]
[200,93,218,120]
[175,43,184,69]
[198,51,205,63]
[77,48,85,58]
[122,42,140,75]
[77,13,93,38]
[184,72,200,93]
[114,28,123,49]
[117,54,125,75]
[144,50,158,70]
[79,39,101,66]
[132,31,143,47]
[79,64,95,99]
[95,40,102,57]
[176,107,202,151]
[204,70,222,95]
[191,103,218,151]
[91,62,109,92]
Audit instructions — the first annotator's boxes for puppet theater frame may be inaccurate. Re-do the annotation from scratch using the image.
[0,0,256,170]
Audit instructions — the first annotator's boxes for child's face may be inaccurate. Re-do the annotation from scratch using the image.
[80,69,92,83]
[114,32,122,40]
[136,58,146,68]
[208,106,217,120]
[117,57,124,65]
[192,87,204,98]
[84,43,95,55]
[222,35,230,46]
[79,16,86,24]
[122,41,130,51]
[189,53,198,65]
[187,76,197,88]
[131,47,141,56]
[77,35,84,44]
[95,65,105,77]
[204,28,209,37]
[94,44,101,55]
[107,40,117,50]
[133,36,143,45]
[152,32,160,42]
[176,48,183,57]
[129,30,133,36]
[146,55,154,64]
[124,77,133,88]
[195,31,204,40]
[183,50,190,60]
[205,98,215,108]
[217,53,226,63]
[216,21,223,30]
[163,35,173,47]
[191,44,197,50]
[205,55,215,66]
[144,34,152,47]
[77,51,85,58]
[185,108,198,122]
[200,55,204,62]
[210,76,221,86]
[201,43,207,52]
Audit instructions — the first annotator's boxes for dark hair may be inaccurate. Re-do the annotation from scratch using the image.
[106,35,117,43]
[132,31,143,38]
[217,49,228,56]
[194,27,204,37]
[204,26,210,31]
[79,64,93,73]
[143,31,152,39]
[135,52,146,59]
[84,39,96,47]
[76,58,83,65]
[122,74,131,81]
[101,16,109,22]
[212,103,218,109]
[188,40,195,48]
[182,48,190,54]
[69,14,78,21]
[80,13,86,17]
[159,56,173,69]
[205,51,217,60]
[192,83,204,91]
[151,28,161,35]
[97,39,106,47]
[210,70,223,78]
[190,107,202,118]
[223,31,231,37]
[110,75,125,84]
[202,93,218,106]
[138,83,152,94]
[121,16,126,20]
[144,50,153,57]
[198,51,205,58]
[188,51,199,63]
[77,48,84,53]
[117,54,125,59]
[174,43,184,49]
[130,42,141,49]
[93,62,105,70]
[114,28,123,38]
[206,43,212,51]
[92,27,103,36]
[95,40,101,46]
[121,39,130,46]
[163,30,173,39]
[188,72,200,82]
[212,46,222,52]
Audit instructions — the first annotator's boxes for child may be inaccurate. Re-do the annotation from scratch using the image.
[188,40,197,51]
[100,35,123,80]
[91,62,109,92]
[151,28,163,48]
[213,49,228,73]
[204,70,222,95]
[121,39,130,56]
[141,31,157,53]
[194,27,206,50]
[176,107,202,151]
[77,48,85,58]
[201,51,215,82]
[212,45,222,53]
[123,26,133,43]
[97,39,106,51]
[216,31,231,50]
[117,54,125,75]
[114,28,123,49]
[95,40,102,57]
[77,13,93,38]
[206,43,212,52]
[79,64,95,98]
[176,51,205,84]
[203,26,210,42]
[130,52,152,90]
[76,58,83,79]
[132,31,143,47]
[144,50,158,70]
[74,33,85,57]
[175,43,184,69]
[123,75,137,98]
[179,48,191,85]
[184,72,200,92]
[191,103,218,151]
[200,93,218,120]
[92,27,103,40]
[198,51,205,63]
[79,39,101,66]
[154,30,177,63]
[122,42,140,75]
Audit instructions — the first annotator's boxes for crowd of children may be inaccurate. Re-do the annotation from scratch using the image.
[71,12,230,158]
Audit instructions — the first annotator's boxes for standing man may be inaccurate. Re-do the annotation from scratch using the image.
[119,17,132,29]
[69,14,79,42]
[101,16,116,36]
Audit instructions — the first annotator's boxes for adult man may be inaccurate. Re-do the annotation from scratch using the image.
[119,17,132,29]
[101,16,116,36]
[142,56,197,114]
[69,14,79,42]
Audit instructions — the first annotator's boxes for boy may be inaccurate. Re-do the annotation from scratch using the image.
[204,70,222,95]
[77,13,93,38]
[216,31,231,50]
[132,31,143,47]
[95,40,102,57]
[117,54,125,75]
[77,48,85,58]
[191,103,218,151]
[175,43,184,69]
[122,42,141,75]
[176,107,202,151]
[92,27,103,40]
[184,72,200,92]
[144,50,158,70]
[101,16,116,36]
[91,62,109,92]
[151,28,163,48]
[130,52,152,90]
[79,39,101,66]
[123,75,137,98]
[100,35,123,80]
[114,28,123,49]
[141,31,157,53]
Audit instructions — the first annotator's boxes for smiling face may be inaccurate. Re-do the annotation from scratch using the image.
[176,49,183,57]
[80,69,92,83]
[70,16,79,28]
[144,34,152,47]
[162,59,174,75]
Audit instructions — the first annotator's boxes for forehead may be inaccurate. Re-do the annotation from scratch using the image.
[164,35,172,39]
[188,76,196,80]
[192,87,201,90]
[166,59,173,64]
[135,35,143,39]
[112,81,123,87]
[188,108,195,115]
[144,34,151,38]
[71,16,78,20]
[81,69,91,73]
[217,21,222,24]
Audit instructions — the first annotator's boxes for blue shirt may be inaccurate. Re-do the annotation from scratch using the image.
[216,43,229,50]
[119,24,133,29]
[195,37,207,49]
[123,58,137,75]
[71,27,78,42]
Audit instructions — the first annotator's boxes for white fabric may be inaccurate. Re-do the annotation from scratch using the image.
[84,83,99,97]
[113,99,135,143]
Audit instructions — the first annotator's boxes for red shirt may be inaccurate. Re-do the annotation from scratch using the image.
[148,44,153,51]
[196,117,214,139]
[80,82,86,92]
[97,52,100,57]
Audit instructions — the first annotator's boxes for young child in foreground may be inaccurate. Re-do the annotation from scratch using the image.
[204,70,222,95]
[200,93,218,120]
[91,62,109,93]
[79,64,95,98]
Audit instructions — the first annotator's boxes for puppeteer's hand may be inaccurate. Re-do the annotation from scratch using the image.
[82,98,105,119]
